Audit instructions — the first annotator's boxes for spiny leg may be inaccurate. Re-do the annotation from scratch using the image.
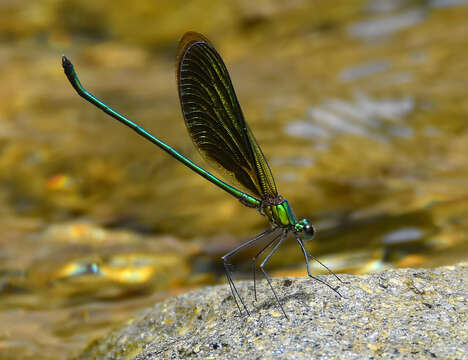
[222,227,278,316]
[252,231,283,301]
[304,246,348,284]
[259,230,289,319]
[296,238,345,298]
[223,261,245,315]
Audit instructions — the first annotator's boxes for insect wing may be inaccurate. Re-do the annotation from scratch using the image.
[177,32,278,199]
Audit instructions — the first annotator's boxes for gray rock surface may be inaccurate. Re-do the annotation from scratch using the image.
[79,263,467,360]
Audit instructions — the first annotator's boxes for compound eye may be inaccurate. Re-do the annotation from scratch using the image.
[304,224,315,237]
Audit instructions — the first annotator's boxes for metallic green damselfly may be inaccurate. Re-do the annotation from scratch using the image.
[62,32,344,318]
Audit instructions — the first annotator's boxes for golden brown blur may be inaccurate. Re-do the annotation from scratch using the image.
[1,0,468,359]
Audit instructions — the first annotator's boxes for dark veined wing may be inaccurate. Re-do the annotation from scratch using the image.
[177,32,277,200]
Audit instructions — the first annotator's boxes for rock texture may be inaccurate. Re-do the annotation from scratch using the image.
[79,263,467,360]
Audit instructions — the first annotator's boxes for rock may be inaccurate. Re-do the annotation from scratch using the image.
[79,263,467,360]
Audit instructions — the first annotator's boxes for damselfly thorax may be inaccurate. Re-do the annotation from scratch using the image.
[259,196,296,228]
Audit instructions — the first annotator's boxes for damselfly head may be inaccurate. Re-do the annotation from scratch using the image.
[295,218,315,240]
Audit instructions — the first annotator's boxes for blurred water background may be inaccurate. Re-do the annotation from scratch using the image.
[1,0,468,358]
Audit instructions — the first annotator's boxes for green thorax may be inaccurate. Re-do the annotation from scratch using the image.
[260,197,296,228]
